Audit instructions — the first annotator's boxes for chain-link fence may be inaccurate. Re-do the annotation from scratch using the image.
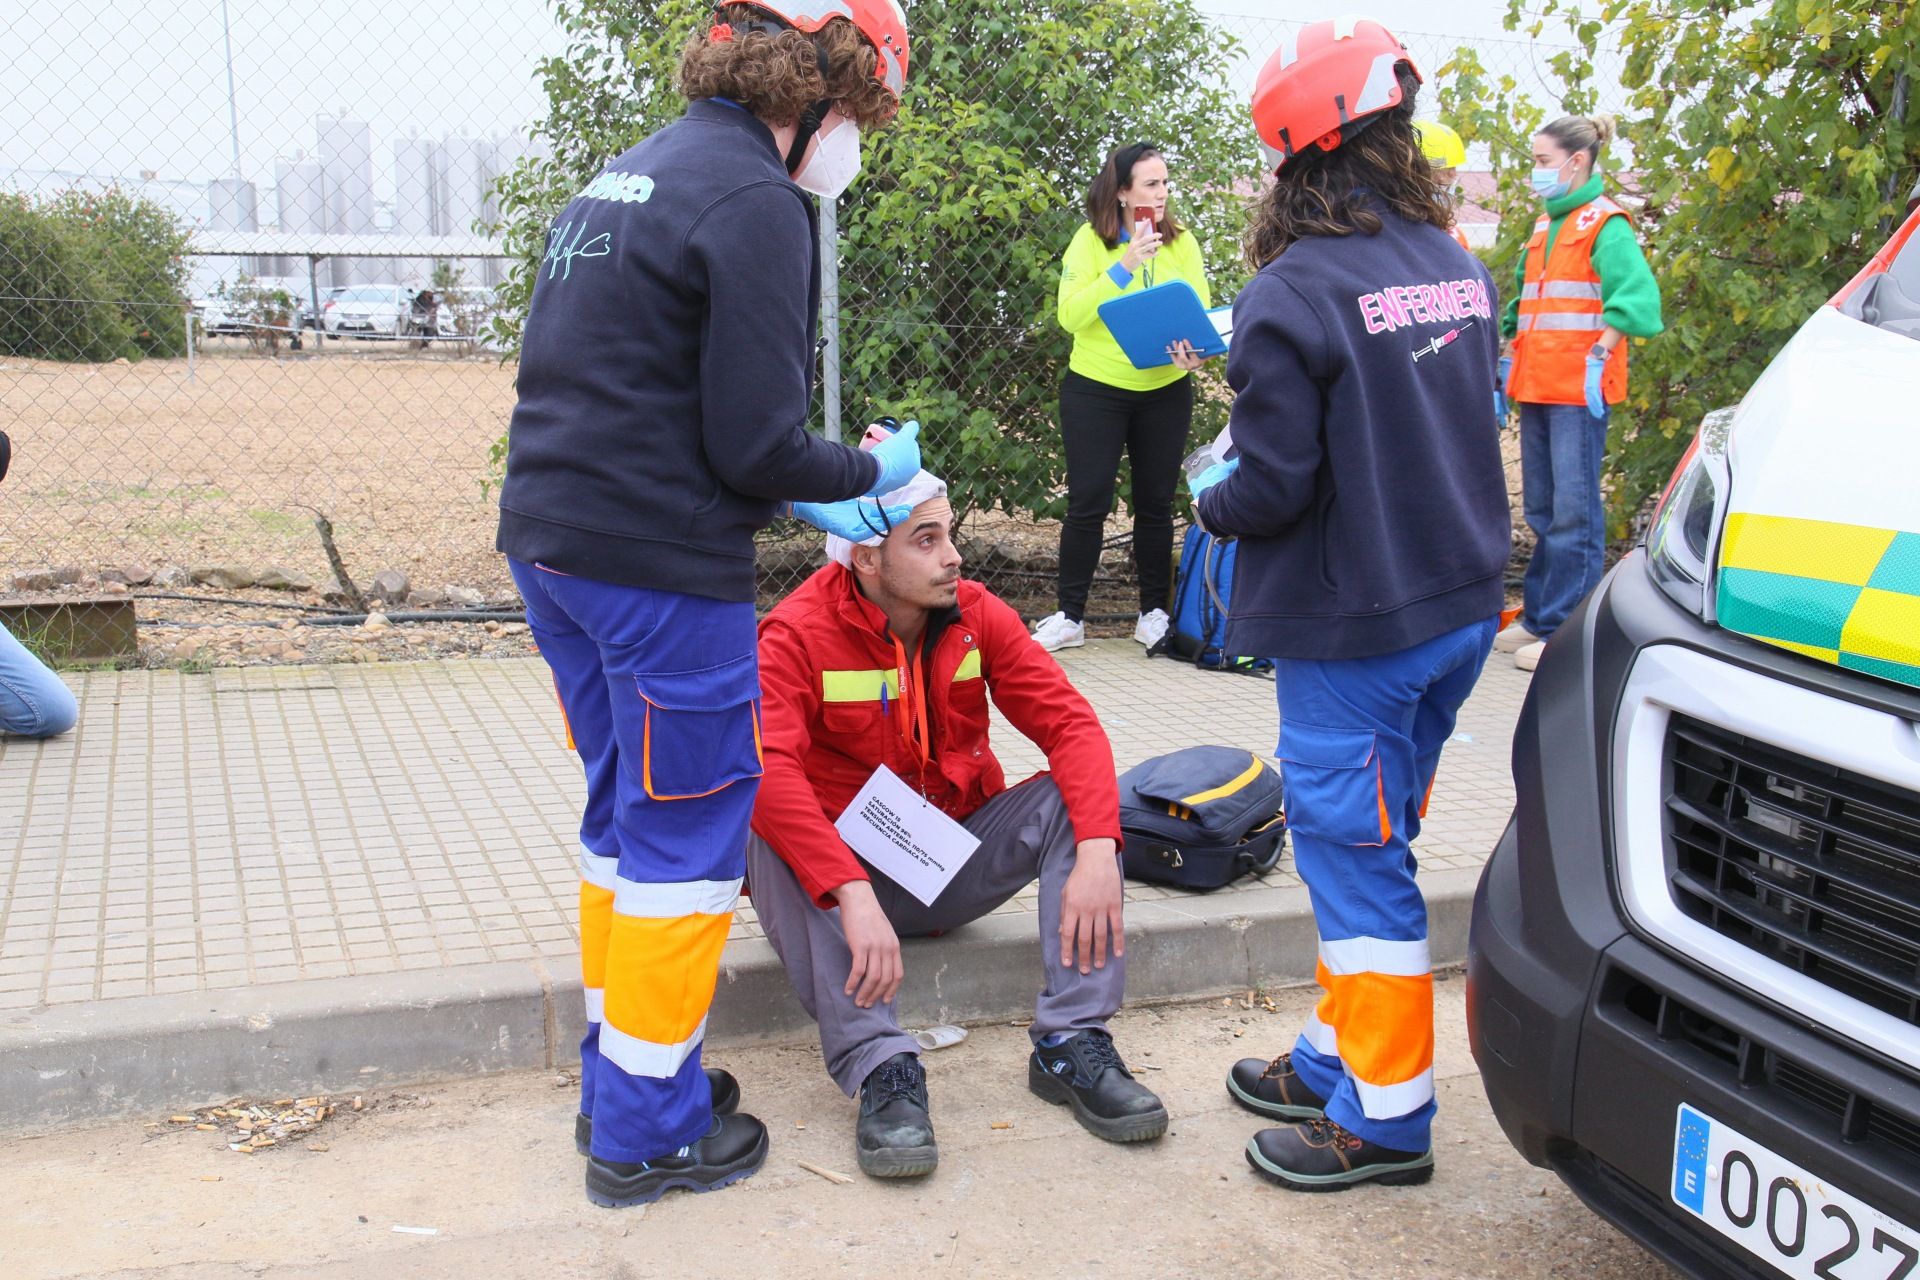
[1,2,1622,668]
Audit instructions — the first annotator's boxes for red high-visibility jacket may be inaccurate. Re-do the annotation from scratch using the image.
[751,564,1122,907]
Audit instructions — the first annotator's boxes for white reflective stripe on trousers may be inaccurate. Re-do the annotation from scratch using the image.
[612,877,742,919]
[584,986,605,1024]
[597,1016,707,1080]
[579,846,618,891]
[1300,1009,1340,1057]
[1317,935,1431,979]
[1351,1068,1436,1120]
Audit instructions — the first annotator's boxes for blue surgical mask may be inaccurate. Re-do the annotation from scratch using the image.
[1530,161,1572,200]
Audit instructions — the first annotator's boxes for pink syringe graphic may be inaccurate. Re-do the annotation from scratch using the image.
[1412,319,1476,362]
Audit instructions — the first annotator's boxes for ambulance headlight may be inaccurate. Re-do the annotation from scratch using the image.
[1645,409,1733,621]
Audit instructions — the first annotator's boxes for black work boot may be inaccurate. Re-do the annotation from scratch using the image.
[576,1066,741,1156]
[1245,1118,1434,1192]
[1227,1052,1328,1121]
[856,1052,938,1178]
[584,1110,769,1208]
[1028,1028,1169,1142]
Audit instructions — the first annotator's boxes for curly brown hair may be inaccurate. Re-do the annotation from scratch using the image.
[1243,66,1447,270]
[677,4,898,129]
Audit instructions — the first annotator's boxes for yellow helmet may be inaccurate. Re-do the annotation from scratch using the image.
[1415,120,1466,170]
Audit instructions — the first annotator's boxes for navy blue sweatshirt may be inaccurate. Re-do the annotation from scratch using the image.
[1196,209,1510,660]
[496,100,880,601]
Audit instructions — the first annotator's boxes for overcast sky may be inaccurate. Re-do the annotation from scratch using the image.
[4,0,1593,196]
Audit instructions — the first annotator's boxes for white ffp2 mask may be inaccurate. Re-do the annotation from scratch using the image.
[794,118,862,199]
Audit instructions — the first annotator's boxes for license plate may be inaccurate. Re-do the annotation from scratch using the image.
[1672,1104,1918,1280]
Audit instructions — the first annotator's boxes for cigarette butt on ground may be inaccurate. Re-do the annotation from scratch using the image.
[796,1160,853,1186]
[990,1121,1013,1131]
[392,1225,439,1236]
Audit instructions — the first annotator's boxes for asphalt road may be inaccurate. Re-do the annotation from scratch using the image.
[0,978,1671,1279]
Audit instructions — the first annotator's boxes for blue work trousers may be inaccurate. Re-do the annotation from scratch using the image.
[511,559,761,1163]
[1274,618,1495,1153]
[1519,401,1609,640]
[0,621,77,737]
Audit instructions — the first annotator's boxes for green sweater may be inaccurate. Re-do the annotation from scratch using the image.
[1056,221,1210,391]
[1501,176,1664,340]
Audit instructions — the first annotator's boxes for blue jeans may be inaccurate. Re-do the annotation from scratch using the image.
[1274,617,1496,1153]
[510,559,761,1164]
[1519,401,1609,640]
[0,621,77,737]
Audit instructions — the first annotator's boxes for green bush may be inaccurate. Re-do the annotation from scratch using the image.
[488,0,1253,520]
[0,188,192,362]
[0,194,134,362]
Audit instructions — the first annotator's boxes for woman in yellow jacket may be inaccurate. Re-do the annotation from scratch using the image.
[1033,143,1213,653]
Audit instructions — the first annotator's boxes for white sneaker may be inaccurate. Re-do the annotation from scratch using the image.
[1493,620,1538,653]
[1030,612,1086,652]
[1514,640,1545,672]
[1133,608,1171,648]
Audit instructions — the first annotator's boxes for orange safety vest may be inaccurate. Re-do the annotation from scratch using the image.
[1450,226,1470,251]
[1507,194,1630,407]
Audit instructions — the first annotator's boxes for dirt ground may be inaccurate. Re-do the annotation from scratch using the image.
[0,346,1531,667]
[0,983,1668,1280]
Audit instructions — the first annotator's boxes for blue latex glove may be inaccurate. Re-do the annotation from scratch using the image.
[1496,355,1512,421]
[1583,347,1608,419]
[864,419,922,496]
[788,496,914,543]
[1188,457,1238,499]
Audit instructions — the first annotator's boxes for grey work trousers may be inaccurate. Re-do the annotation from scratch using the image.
[744,776,1126,1096]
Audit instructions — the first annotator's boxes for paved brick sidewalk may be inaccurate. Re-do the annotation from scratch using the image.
[0,642,1527,1013]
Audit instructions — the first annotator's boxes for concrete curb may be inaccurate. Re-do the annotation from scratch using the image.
[0,868,1483,1136]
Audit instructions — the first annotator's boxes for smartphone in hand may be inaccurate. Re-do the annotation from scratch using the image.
[1132,205,1159,239]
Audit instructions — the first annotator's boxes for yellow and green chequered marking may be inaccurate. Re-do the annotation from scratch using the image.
[1716,513,1920,690]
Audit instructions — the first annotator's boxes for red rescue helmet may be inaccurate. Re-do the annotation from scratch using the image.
[732,0,909,96]
[1251,18,1422,172]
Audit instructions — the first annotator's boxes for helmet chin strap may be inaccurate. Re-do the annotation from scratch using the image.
[785,96,834,175]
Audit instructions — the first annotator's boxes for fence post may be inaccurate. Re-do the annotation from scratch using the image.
[183,301,195,384]
[819,196,841,443]
[308,255,325,348]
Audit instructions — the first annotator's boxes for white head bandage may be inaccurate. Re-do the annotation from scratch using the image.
[826,470,948,568]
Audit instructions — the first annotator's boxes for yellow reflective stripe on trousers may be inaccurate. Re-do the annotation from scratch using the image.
[1317,935,1431,978]
[821,668,901,703]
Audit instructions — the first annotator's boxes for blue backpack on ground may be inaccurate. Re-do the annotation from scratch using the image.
[1150,525,1274,676]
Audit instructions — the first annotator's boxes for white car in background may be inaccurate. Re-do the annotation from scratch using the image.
[320,285,414,340]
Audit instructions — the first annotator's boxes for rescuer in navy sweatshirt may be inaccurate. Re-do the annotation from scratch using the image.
[493,3,919,1212]
[1194,22,1510,1194]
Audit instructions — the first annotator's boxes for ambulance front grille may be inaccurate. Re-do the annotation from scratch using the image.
[1662,715,1920,1030]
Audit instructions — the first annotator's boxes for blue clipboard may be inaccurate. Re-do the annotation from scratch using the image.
[1097,280,1233,370]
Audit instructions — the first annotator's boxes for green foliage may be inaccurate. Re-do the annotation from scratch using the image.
[487,0,1252,520]
[224,275,297,354]
[0,188,192,362]
[1448,1,1920,530]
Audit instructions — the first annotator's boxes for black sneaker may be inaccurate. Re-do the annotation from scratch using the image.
[575,1067,741,1156]
[1028,1028,1169,1142]
[583,1110,769,1208]
[1227,1052,1328,1121]
[1245,1119,1434,1192]
[856,1052,938,1178]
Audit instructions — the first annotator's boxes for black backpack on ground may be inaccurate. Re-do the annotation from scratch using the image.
[1118,746,1287,891]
